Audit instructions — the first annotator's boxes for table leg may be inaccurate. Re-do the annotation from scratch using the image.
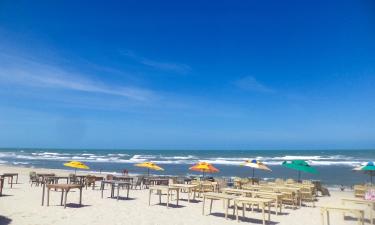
[235,202,239,222]
[225,199,229,219]
[209,199,213,214]
[202,196,206,215]
[127,185,129,198]
[47,187,50,207]
[327,211,330,225]
[148,189,151,206]
[79,187,82,206]
[10,177,13,188]
[41,182,45,206]
[64,189,68,209]
[167,190,170,208]
[268,203,271,222]
[262,205,265,225]
[117,185,120,201]
[101,182,104,198]
[276,198,279,215]
[60,189,64,206]
[242,203,245,217]
[16,175,18,184]
[370,204,373,225]
[176,190,179,206]
[188,188,191,202]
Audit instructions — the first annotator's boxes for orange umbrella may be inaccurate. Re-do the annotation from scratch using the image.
[189,162,219,177]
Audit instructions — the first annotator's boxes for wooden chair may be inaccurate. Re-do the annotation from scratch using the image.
[29,171,40,187]
[300,187,316,207]
[85,175,97,190]
[69,174,79,184]
[133,176,144,189]
[280,189,299,209]
[354,185,367,198]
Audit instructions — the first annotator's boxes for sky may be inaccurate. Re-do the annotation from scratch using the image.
[0,0,374,150]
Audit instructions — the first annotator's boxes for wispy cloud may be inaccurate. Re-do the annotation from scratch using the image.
[234,76,275,93]
[0,53,154,101]
[121,50,191,74]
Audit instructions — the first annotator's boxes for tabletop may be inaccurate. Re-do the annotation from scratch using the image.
[235,197,274,204]
[47,184,82,189]
[169,184,198,188]
[149,185,179,191]
[203,192,239,199]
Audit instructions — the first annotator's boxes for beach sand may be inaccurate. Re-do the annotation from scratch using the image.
[0,165,369,225]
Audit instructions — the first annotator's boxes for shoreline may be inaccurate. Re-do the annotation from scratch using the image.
[0,164,358,190]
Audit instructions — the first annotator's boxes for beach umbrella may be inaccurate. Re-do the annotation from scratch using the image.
[282,160,317,181]
[189,162,219,177]
[63,161,89,174]
[134,162,164,176]
[241,159,272,178]
[353,161,375,184]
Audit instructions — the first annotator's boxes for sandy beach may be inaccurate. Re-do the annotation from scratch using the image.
[0,165,369,225]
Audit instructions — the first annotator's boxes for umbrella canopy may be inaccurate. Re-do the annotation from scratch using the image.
[282,160,317,181]
[353,161,375,184]
[63,161,89,174]
[189,162,219,177]
[241,159,271,178]
[135,162,164,176]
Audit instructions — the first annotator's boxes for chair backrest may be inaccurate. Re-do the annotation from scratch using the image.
[286,178,296,184]
[275,178,284,185]
[106,174,114,180]
[29,171,37,179]
[136,176,144,185]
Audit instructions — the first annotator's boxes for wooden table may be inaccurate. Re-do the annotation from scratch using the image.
[148,178,169,186]
[222,188,283,215]
[1,173,19,188]
[342,198,375,224]
[169,184,199,202]
[202,192,239,219]
[100,180,131,201]
[234,197,274,225]
[114,176,134,183]
[149,185,180,208]
[44,184,83,209]
[320,206,364,225]
[50,176,69,184]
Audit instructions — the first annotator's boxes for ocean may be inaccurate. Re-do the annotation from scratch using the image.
[0,148,374,186]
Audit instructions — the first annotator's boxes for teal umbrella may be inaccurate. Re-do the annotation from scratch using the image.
[282,160,317,181]
[353,161,375,184]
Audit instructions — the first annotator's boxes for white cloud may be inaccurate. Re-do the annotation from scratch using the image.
[234,76,274,93]
[121,50,191,74]
[0,53,154,101]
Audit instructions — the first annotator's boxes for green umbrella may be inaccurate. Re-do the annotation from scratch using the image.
[353,161,375,184]
[282,160,317,181]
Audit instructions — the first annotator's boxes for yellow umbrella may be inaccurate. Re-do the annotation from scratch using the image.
[63,161,89,174]
[189,162,219,177]
[135,162,164,176]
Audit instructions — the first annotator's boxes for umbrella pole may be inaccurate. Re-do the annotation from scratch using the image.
[298,171,301,182]
[148,168,150,177]
[75,168,77,175]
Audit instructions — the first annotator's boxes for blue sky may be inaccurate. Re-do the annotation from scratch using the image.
[0,0,374,149]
